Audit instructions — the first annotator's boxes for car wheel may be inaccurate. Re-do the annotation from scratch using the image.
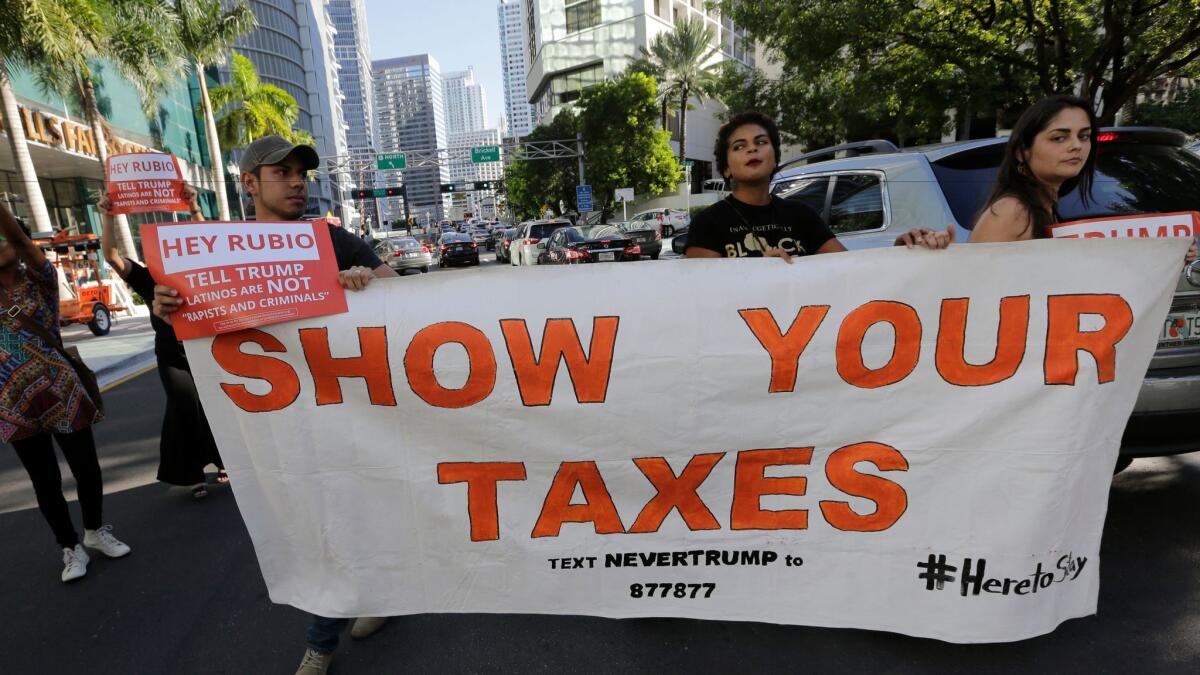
[421,266,429,273]
[88,303,112,336]
[650,253,659,261]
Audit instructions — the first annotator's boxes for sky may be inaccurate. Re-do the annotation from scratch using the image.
[366,0,507,129]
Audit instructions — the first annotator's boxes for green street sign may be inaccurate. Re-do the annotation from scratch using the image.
[471,146,500,163]
[683,160,694,168]
[377,152,407,170]
[372,188,388,197]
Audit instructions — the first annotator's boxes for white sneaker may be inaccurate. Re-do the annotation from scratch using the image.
[62,545,90,583]
[82,525,131,558]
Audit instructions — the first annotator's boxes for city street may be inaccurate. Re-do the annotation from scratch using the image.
[1,368,1197,674]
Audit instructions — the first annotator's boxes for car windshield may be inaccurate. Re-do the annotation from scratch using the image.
[389,238,420,249]
[931,141,1200,228]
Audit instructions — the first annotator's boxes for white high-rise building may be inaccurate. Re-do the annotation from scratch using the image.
[303,1,349,219]
[372,54,450,222]
[498,0,535,138]
[523,0,757,185]
[328,0,380,227]
[443,67,489,135]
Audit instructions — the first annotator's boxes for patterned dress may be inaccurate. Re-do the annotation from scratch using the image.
[0,261,103,442]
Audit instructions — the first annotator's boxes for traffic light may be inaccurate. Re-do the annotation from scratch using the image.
[439,184,457,193]
[385,186,406,197]
[473,181,500,191]
[351,188,372,199]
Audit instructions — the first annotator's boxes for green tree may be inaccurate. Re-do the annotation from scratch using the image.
[208,52,315,150]
[18,0,181,258]
[0,0,88,233]
[504,112,580,220]
[168,0,257,221]
[639,16,721,162]
[576,72,680,221]
[723,0,1200,145]
[505,73,679,222]
[1134,87,1200,134]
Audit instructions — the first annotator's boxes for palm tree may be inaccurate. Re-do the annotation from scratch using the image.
[645,17,721,163]
[209,52,316,150]
[0,0,86,234]
[25,0,181,260]
[168,0,257,221]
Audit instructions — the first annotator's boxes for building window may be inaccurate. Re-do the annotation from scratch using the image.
[565,0,600,34]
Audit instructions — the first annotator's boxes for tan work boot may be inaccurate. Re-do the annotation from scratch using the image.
[295,648,332,674]
[350,616,388,639]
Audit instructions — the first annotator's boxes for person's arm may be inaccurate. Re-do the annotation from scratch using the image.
[96,195,131,279]
[815,238,848,254]
[685,246,722,259]
[968,197,1035,243]
[0,203,46,269]
[182,185,205,222]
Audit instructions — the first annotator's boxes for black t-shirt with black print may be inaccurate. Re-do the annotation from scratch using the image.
[686,196,835,258]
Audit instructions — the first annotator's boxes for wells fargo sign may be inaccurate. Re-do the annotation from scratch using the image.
[0,104,154,161]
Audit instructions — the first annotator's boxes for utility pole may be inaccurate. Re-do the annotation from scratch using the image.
[576,132,586,185]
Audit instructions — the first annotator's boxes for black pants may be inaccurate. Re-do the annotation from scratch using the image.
[11,427,103,549]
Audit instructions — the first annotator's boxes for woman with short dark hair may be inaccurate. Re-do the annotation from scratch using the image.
[687,111,951,261]
[0,204,131,583]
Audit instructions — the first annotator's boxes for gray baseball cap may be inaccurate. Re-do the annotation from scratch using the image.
[238,135,320,173]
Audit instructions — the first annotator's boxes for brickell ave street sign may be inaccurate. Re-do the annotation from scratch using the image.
[377,152,407,170]
[471,146,500,163]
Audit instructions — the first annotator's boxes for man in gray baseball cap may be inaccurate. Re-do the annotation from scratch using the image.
[237,135,321,221]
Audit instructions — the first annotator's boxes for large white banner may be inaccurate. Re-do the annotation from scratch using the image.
[186,239,1186,643]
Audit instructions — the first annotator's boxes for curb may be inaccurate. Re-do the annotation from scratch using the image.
[97,350,158,389]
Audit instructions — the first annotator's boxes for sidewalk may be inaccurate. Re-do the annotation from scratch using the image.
[61,306,157,388]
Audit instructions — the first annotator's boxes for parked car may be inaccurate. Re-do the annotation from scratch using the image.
[495,228,519,263]
[373,236,431,274]
[673,127,1200,470]
[510,219,571,266]
[591,221,663,260]
[438,232,480,267]
[629,208,691,237]
[539,225,640,264]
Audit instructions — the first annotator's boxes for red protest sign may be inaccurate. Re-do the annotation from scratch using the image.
[106,152,191,214]
[1049,211,1200,239]
[141,220,348,340]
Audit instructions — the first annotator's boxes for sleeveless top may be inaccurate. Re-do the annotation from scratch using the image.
[0,260,103,442]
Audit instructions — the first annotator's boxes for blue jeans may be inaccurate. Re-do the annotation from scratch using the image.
[306,615,350,654]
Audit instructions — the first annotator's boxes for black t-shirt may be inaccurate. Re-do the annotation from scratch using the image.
[126,224,384,368]
[686,196,835,258]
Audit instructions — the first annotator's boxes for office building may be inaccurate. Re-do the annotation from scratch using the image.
[443,68,489,135]
[328,0,382,227]
[497,0,535,138]
[448,128,504,218]
[372,54,450,222]
[523,0,757,183]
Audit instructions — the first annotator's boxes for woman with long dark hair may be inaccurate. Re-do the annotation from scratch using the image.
[971,94,1197,264]
[0,204,131,583]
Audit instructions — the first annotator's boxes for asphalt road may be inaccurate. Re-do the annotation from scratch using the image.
[2,311,1198,673]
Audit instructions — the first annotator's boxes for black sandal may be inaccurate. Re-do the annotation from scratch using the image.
[191,484,209,499]
[215,470,229,484]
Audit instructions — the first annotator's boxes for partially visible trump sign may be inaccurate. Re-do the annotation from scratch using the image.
[1050,211,1200,239]
[142,220,346,339]
[105,152,191,214]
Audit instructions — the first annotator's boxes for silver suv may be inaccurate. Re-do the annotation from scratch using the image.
[691,129,1200,468]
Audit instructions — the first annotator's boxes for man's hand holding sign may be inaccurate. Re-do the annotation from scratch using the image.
[149,136,397,331]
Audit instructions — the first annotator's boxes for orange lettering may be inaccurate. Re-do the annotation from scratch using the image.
[500,317,618,406]
[837,301,922,388]
[211,329,301,412]
[738,306,830,393]
[1044,294,1133,385]
[532,462,625,537]
[299,327,396,406]
[438,462,528,541]
[819,442,909,532]
[730,448,812,530]
[404,322,497,408]
[628,453,725,533]
[935,296,1029,386]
